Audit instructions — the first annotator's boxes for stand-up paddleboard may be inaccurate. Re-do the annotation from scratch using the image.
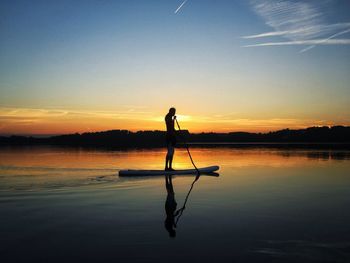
[119,165,219,177]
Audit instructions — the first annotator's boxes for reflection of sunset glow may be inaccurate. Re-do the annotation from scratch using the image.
[1,147,348,191]
[0,147,341,171]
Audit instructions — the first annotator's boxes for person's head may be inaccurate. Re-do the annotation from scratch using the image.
[165,220,177,238]
[168,228,176,238]
[169,107,176,116]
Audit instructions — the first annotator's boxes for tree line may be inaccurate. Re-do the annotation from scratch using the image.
[1,126,349,147]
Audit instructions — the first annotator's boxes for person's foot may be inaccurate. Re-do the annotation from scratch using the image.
[168,168,175,171]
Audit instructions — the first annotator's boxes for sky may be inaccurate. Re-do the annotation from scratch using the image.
[0,0,350,135]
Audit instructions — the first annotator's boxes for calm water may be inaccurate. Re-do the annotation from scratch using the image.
[1,146,350,263]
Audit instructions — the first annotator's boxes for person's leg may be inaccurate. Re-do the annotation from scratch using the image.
[168,145,174,170]
[169,156,173,170]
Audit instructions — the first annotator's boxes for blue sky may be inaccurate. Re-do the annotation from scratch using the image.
[0,0,349,134]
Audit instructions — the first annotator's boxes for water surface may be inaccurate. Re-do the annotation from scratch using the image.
[1,146,350,262]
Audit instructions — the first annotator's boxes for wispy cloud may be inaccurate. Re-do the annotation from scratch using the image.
[175,0,187,14]
[0,107,157,122]
[243,0,350,52]
[0,106,164,134]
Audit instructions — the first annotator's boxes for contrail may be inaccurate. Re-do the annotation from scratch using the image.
[242,23,350,39]
[243,39,350,48]
[175,0,187,14]
[299,28,350,53]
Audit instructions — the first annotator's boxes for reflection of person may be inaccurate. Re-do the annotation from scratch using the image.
[165,107,177,171]
[164,175,180,238]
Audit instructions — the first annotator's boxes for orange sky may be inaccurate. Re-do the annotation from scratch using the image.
[0,107,348,135]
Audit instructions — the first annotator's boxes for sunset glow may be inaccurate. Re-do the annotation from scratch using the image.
[1,106,349,135]
[0,106,349,135]
[0,1,349,135]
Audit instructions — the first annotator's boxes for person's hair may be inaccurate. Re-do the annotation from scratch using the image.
[169,229,176,238]
[169,107,176,114]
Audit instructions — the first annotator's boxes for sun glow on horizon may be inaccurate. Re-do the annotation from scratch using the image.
[0,106,348,136]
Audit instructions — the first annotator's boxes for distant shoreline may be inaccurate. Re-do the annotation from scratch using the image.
[1,126,350,148]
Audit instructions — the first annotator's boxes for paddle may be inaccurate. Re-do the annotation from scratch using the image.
[173,117,201,226]
[174,117,200,174]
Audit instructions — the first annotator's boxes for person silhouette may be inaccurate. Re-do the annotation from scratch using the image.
[164,175,180,238]
[165,107,177,171]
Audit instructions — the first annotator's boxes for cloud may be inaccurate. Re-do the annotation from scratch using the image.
[0,107,157,122]
[243,0,350,52]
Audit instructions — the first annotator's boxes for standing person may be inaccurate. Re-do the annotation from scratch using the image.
[165,107,177,171]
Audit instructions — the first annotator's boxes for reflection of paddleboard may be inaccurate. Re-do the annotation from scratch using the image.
[119,165,219,177]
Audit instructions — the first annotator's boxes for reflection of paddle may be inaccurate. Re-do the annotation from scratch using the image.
[175,173,201,226]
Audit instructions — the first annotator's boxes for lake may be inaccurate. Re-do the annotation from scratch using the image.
[1,146,350,263]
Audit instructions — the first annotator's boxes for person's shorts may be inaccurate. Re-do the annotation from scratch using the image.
[166,134,177,147]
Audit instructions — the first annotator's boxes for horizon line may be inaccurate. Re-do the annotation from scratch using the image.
[1,125,348,138]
